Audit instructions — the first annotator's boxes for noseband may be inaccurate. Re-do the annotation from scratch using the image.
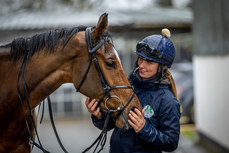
[76,27,135,120]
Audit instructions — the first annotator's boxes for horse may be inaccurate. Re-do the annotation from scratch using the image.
[0,13,141,152]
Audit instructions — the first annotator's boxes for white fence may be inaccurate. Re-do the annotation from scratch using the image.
[38,83,84,120]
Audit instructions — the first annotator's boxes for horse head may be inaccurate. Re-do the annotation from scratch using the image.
[70,13,142,129]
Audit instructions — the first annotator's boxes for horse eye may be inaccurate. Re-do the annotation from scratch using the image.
[105,61,115,68]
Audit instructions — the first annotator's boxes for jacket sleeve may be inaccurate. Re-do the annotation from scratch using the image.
[137,99,181,152]
[91,109,115,131]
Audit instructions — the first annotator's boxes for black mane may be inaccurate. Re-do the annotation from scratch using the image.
[2,26,87,62]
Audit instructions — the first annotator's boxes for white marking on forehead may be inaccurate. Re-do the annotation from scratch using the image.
[113,47,121,63]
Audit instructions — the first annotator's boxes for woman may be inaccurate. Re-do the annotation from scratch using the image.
[85,28,181,153]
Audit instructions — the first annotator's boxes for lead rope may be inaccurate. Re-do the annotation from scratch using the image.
[82,110,113,153]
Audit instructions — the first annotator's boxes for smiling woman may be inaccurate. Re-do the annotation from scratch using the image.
[0,13,141,153]
[85,28,181,153]
[137,56,159,80]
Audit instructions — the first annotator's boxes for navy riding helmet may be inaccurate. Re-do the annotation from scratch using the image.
[135,28,175,68]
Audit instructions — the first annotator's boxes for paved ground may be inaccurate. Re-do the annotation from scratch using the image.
[32,117,209,153]
[32,117,111,153]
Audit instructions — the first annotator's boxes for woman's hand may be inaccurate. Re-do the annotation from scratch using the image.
[85,97,102,119]
[128,108,145,133]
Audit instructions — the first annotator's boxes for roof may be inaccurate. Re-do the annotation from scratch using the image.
[0,8,192,30]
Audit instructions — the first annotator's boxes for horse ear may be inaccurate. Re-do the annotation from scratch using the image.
[94,13,108,38]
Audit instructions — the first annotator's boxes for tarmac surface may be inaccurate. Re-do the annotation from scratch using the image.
[31,117,210,153]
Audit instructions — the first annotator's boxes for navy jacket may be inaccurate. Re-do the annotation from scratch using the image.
[91,73,181,153]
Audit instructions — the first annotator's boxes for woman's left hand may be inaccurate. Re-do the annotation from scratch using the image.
[128,108,145,133]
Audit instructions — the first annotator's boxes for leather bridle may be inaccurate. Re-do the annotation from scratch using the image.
[76,27,135,121]
[16,27,135,153]
[80,27,136,153]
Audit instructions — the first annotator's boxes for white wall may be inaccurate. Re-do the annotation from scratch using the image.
[194,55,229,150]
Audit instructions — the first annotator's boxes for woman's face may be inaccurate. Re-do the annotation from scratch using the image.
[138,57,159,80]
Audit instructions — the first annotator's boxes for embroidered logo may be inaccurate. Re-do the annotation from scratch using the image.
[143,105,154,118]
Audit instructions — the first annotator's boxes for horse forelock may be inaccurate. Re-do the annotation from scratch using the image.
[5,26,87,62]
[103,32,120,62]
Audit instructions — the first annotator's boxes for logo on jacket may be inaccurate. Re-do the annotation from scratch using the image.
[143,105,154,118]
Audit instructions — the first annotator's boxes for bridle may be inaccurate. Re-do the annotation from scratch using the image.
[76,27,135,121]
[78,27,136,153]
[16,27,135,153]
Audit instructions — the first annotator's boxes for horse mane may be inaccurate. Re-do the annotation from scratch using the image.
[2,26,87,62]
[0,25,113,62]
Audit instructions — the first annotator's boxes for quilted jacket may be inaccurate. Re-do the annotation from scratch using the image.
[91,72,181,153]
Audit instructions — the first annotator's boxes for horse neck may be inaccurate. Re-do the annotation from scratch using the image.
[21,46,79,109]
[0,41,79,111]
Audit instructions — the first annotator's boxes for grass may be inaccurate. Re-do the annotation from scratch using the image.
[181,124,196,140]
[182,130,196,139]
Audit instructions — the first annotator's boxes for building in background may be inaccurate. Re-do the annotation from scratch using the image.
[0,0,192,118]
[193,0,229,152]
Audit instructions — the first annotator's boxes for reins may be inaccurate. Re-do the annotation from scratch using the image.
[78,27,136,153]
[17,53,69,153]
[82,110,112,153]
[16,27,135,153]
[17,54,50,153]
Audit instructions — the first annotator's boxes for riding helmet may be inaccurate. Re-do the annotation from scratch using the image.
[135,28,175,68]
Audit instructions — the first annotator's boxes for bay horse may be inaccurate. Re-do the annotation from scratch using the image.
[0,13,141,152]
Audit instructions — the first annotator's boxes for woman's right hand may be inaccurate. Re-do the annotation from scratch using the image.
[85,97,102,119]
